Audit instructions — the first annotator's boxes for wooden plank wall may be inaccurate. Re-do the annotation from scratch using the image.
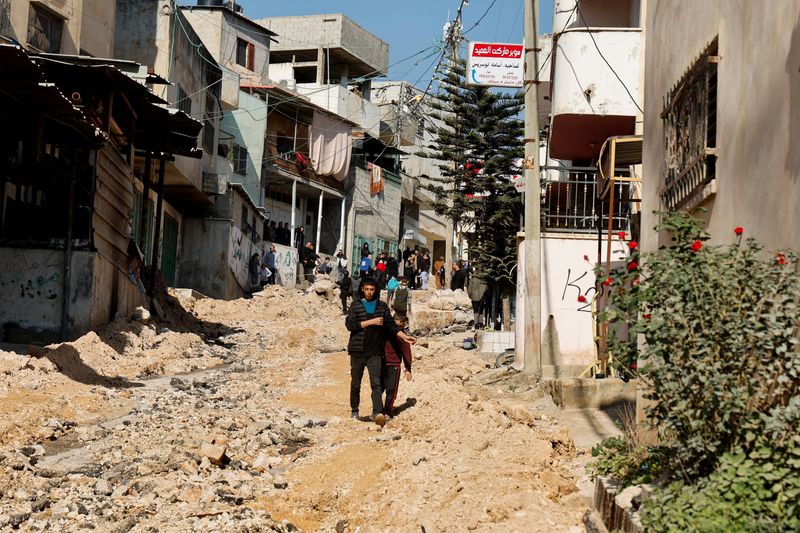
[93,146,134,269]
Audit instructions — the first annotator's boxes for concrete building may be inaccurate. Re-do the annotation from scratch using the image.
[0,0,116,57]
[371,81,449,263]
[258,14,395,266]
[515,2,643,376]
[115,0,265,299]
[642,0,800,253]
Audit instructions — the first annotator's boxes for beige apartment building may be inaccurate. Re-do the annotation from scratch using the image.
[0,0,115,57]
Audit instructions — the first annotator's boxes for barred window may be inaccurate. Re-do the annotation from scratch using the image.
[661,38,719,211]
[27,5,63,53]
[232,143,248,176]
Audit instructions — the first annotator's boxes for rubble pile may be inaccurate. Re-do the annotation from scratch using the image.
[0,284,590,532]
[408,289,474,335]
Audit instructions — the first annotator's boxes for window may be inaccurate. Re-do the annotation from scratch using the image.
[176,85,192,115]
[232,143,248,176]
[236,38,255,71]
[241,206,249,231]
[27,5,63,53]
[661,38,719,211]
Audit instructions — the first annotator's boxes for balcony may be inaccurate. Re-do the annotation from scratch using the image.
[549,29,642,160]
[542,169,632,234]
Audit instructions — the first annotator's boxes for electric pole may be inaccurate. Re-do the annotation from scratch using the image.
[444,5,464,289]
[522,0,542,375]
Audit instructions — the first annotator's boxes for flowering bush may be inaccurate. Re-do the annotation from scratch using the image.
[599,212,800,528]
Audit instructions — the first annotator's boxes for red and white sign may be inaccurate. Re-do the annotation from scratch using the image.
[467,42,524,88]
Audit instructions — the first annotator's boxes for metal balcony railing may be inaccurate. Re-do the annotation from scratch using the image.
[542,169,632,233]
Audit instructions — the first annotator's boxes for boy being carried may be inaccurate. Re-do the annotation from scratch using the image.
[382,315,413,422]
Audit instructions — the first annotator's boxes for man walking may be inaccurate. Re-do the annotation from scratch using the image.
[451,262,466,291]
[263,244,277,285]
[301,242,318,284]
[345,277,415,422]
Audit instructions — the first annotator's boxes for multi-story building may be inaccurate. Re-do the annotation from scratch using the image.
[516,1,643,377]
[115,0,271,298]
[258,14,397,265]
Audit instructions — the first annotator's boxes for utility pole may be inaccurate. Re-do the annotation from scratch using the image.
[522,0,542,376]
[444,7,464,289]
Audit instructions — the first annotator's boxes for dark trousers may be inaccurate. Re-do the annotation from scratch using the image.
[382,363,401,415]
[340,295,349,314]
[350,354,383,416]
[303,265,315,283]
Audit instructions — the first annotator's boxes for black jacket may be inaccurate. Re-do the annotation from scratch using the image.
[345,299,400,355]
[338,276,352,295]
[451,270,466,291]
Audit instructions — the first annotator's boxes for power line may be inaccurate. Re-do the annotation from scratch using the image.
[463,0,500,35]
[574,1,643,114]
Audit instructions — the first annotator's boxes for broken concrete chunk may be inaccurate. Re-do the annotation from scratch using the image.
[199,442,227,465]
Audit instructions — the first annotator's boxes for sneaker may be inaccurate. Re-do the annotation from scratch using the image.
[351,411,359,420]
[374,413,386,427]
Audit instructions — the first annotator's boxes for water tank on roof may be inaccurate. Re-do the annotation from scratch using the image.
[197,0,226,6]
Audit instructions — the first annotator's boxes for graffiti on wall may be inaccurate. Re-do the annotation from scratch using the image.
[268,242,298,288]
[1,253,62,301]
[560,268,610,313]
[228,225,253,290]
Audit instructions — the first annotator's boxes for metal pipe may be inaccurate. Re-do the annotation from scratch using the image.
[148,156,167,296]
[60,165,76,341]
[316,190,323,251]
[290,179,297,240]
[339,196,346,251]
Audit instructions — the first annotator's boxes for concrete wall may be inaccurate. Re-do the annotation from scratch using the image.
[258,14,389,75]
[0,248,144,343]
[178,218,232,299]
[80,0,116,57]
[642,0,800,254]
[220,91,267,205]
[263,242,298,288]
[348,164,401,254]
[551,29,642,118]
[516,234,629,375]
[182,8,272,86]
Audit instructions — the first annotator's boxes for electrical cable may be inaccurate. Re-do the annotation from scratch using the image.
[463,0,500,35]
[574,1,643,114]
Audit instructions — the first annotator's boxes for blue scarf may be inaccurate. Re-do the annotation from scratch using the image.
[361,299,377,314]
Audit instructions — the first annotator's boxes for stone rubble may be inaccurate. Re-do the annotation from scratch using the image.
[0,284,590,532]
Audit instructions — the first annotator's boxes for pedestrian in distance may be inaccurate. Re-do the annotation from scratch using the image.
[392,277,411,319]
[337,269,352,315]
[387,275,399,306]
[381,314,413,422]
[248,252,261,290]
[263,244,277,285]
[433,255,444,289]
[301,242,318,284]
[259,262,272,289]
[450,262,466,291]
[345,277,415,424]
[387,252,399,280]
[361,241,371,259]
[376,251,388,287]
[419,269,429,290]
[359,253,372,276]
[335,249,349,282]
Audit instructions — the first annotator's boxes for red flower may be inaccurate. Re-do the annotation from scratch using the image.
[630,363,638,370]
[627,261,639,271]
[643,313,651,319]
[632,278,641,287]
[617,231,626,239]
[602,277,614,287]
[465,162,473,170]
[691,240,702,252]
[776,253,786,265]
[628,241,638,250]
[734,227,744,236]
[577,295,587,303]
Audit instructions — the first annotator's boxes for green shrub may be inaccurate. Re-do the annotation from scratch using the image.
[604,212,800,479]
[641,436,800,532]
[590,436,663,488]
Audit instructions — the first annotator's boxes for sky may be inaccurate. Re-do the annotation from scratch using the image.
[235,0,554,88]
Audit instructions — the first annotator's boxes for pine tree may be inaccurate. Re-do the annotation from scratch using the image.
[419,59,523,328]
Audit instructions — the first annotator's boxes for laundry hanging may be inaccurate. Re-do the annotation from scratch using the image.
[310,111,352,181]
[369,162,384,195]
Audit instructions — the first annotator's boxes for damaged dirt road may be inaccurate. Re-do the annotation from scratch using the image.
[0,286,590,532]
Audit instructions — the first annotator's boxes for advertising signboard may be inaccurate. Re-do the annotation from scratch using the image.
[467,42,524,87]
